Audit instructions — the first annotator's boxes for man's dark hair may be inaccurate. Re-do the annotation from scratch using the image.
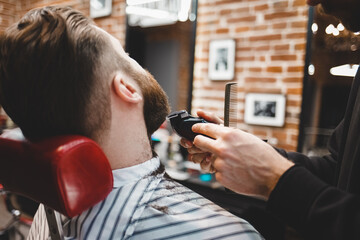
[0,6,118,142]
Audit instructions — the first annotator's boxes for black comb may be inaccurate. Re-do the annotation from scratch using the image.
[224,82,238,128]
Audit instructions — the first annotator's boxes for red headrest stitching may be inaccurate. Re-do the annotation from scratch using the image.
[0,135,113,217]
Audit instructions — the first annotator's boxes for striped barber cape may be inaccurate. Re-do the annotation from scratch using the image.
[28,157,263,240]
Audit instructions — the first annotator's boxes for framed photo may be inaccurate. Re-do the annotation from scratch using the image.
[90,0,112,18]
[208,39,235,81]
[244,93,286,127]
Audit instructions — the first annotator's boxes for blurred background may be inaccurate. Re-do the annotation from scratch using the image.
[1,0,360,239]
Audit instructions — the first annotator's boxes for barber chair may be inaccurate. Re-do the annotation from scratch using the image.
[0,132,113,240]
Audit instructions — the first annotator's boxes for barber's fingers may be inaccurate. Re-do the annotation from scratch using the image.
[189,145,207,154]
[180,138,193,148]
[196,109,224,125]
[192,134,218,155]
[200,159,216,173]
[207,155,217,173]
[189,152,210,163]
[209,165,217,173]
[192,123,227,140]
[180,137,212,155]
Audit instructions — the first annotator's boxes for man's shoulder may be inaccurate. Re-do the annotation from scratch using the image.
[146,177,236,218]
[132,177,262,239]
[60,175,262,239]
[151,177,213,205]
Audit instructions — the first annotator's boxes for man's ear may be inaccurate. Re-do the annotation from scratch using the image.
[112,74,142,103]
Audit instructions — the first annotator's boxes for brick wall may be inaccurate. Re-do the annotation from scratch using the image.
[192,0,309,151]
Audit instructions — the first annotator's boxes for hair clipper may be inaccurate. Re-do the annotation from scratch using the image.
[167,110,208,141]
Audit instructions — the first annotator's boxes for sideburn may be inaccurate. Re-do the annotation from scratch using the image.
[140,71,170,138]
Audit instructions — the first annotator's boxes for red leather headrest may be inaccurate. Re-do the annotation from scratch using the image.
[0,135,113,217]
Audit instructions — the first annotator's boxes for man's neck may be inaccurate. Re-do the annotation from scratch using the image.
[101,114,153,170]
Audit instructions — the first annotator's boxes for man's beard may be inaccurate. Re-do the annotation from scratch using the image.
[137,70,170,138]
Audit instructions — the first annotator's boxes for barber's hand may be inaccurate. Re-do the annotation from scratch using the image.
[179,110,222,172]
[192,123,294,200]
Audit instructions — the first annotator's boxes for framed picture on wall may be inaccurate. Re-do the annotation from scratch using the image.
[244,93,286,127]
[208,39,235,81]
[90,0,112,18]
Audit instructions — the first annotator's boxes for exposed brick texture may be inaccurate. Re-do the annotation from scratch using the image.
[192,0,309,151]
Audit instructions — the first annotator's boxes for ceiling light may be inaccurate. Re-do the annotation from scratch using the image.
[337,23,345,31]
[325,24,335,35]
[178,0,191,22]
[330,64,359,77]
[126,0,161,5]
[332,28,340,36]
[189,13,196,21]
[126,6,175,19]
[311,23,318,33]
[308,64,315,75]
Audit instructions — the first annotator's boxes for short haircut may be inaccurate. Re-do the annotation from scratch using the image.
[0,6,119,142]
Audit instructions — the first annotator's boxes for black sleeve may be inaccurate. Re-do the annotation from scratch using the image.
[275,120,344,185]
[267,165,360,240]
